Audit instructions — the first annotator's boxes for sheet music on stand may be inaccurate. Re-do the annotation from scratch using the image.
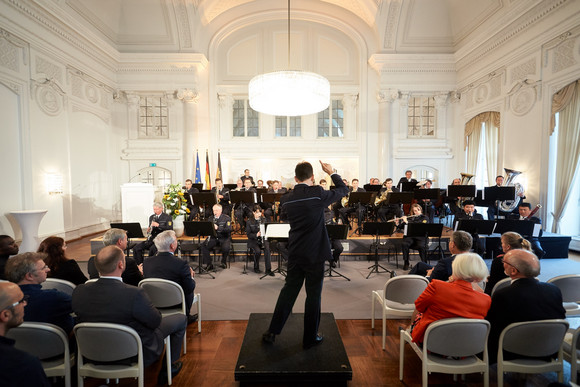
[264,223,290,277]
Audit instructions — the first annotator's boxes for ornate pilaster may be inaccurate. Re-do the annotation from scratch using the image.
[377,89,400,178]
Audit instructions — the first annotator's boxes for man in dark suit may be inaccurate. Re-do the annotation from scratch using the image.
[201,204,232,270]
[143,230,197,324]
[133,203,173,264]
[339,178,366,228]
[184,179,200,220]
[376,178,402,222]
[454,200,485,256]
[485,249,566,364]
[211,178,231,216]
[507,202,545,258]
[72,245,186,382]
[0,235,19,280]
[397,170,417,191]
[87,228,143,286]
[262,160,349,349]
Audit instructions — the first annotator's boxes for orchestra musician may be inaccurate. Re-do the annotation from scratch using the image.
[507,202,545,258]
[376,178,402,222]
[246,205,274,276]
[240,169,255,186]
[486,175,504,220]
[418,179,436,223]
[234,178,256,227]
[256,179,265,189]
[339,179,366,229]
[264,180,287,221]
[396,203,429,270]
[455,199,485,256]
[324,205,344,268]
[184,179,199,221]
[397,170,417,190]
[133,202,173,265]
[201,204,232,270]
[448,178,462,217]
[211,178,230,216]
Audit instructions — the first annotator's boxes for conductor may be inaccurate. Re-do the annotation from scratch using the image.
[262,160,349,349]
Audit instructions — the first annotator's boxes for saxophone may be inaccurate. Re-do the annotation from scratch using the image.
[374,188,392,206]
[341,193,350,207]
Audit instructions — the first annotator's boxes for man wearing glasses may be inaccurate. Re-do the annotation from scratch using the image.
[0,281,50,386]
[485,249,565,364]
[4,252,74,335]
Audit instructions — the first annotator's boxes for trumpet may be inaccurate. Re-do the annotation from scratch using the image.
[387,214,422,223]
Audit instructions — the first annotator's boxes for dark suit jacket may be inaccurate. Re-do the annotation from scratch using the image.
[428,255,455,281]
[148,213,173,238]
[87,255,143,287]
[397,177,418,190]
[485,277,566,363]
[48,259,88,285]
[280,173,348,265]
[72,278,164,366]
[143,252,196,313]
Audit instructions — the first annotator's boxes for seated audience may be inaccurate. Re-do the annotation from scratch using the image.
[485,249,566,364]
[485,231,531,295]
[0,235,19,280]
[0,282,50,387]
[410,253,491,344]
[37,236,87,285]
[72,245,187,383]
[143,230,198,324]
[88,228,143,286]
[5,252,74,335]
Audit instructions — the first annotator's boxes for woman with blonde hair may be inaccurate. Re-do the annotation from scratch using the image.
[484,231,532,295]
[410,253,491,343]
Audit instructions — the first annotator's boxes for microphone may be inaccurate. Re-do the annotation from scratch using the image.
[128,173,141,182]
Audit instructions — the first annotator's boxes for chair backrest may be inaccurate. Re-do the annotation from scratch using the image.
[42,278,76,295]
[74,322,142,363]
[138,278,185,309]
[425,318,490,358]
[547,274,580,302]
[383,275,429,305]
[6,322,68,360]
[500,319,569,358]
[491,277,511,296]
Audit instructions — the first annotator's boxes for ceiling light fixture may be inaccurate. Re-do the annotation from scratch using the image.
[249,0,330,117]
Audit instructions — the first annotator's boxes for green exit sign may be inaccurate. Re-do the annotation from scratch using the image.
[149,163,157,167]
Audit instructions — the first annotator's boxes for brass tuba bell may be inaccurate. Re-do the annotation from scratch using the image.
[499,168,524,213]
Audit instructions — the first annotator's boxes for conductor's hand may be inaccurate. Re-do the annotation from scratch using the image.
[320,160,334,175]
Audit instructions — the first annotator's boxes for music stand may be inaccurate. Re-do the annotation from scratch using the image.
[223,183,237,190]
[183,221,217,279]
[447,185,476,199]
[362,222,396,279]
[405,223,444,262]
[455,219,496,235]
[325,224,350,281]
[413,188,440,215]
[261,193,285,221]
[110,222,145,257]
[346,191,375,236]
[191,193,216,221]
[256,187,268,196]
[494,219,535,237]
[484,186,515,219]
[400,182,417,192]
[363,184,381,192]
[263,223,290,277]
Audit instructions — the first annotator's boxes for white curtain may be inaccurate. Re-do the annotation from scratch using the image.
[465,116,482,175]
[551,80,580,233]
[484,112,500,182]
[465,112,500,179]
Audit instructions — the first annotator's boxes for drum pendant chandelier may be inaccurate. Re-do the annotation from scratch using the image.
[248,0,330,117]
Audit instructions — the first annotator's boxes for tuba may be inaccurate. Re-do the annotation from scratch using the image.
[457,173,475,207]
[499,168,524,212]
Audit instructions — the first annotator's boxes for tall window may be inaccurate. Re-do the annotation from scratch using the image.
[139,97,168,138]
[233,99,259,137]
[318,100,344,138]
[407,96,435,137]
[275,116,301,137]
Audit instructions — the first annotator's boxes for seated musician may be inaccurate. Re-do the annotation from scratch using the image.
[397,170,417,190]
[264,180,287,221]
[418,179,436,223]
[201,204,231,270]
[396,203,429,270]
[133,202,173,264]
[246,205,274,276]
[339,179,366,229]
[211,178,231,216]
[319,179,328,189]
[377,178,402,222]
[234,179,256,227]
[184,179,199,221]
[256,179,265,189]
[324,204,344,268]
[507,202,545,258]
[455,200,485,256]
[447,178,462,217]
[486,175,504,220]
[240,169,254,186]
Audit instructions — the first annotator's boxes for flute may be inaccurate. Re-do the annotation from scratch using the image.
[387,214,422,223]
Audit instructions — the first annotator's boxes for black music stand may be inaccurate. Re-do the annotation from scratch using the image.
[256,187,268,196]
[263,223,290,277]
[325,224,350,281]
[346,191,375,236]
[191,183,203,191]
[413,188,440,217]
[484,186,515,219]
[261,193,285,221]
[229,191,256,232]
[110,222,145,256]
[363,184,381,192]
[406,223,445,262]
[191,193,216,220]
[400,182,417,192]
[183,221,217,279]
[362,222,396,279]
[494,219,535,237]
[223,183,237,190]
[447,185,476,199]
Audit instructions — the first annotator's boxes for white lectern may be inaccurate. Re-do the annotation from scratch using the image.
[121,183,155,229]
[10,209,48,253]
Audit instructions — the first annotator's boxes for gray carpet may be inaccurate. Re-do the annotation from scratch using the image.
[193,256,580,321]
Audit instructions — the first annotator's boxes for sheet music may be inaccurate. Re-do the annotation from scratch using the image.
[533,223,541,237]
[260,223,266,240]
[265,223,291,238]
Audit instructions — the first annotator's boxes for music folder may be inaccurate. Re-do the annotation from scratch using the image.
[265,223,290,239]
[110,222,145,239]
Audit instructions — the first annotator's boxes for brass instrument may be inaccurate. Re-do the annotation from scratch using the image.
[374,189,392,206]
[457,172,475,208]
[499,168,524,213]
[341,193,350,207]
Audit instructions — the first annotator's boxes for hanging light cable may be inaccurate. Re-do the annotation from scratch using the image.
[248,0,330,116]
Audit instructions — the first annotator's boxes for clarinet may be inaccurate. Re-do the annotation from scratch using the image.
[256,217,265,249]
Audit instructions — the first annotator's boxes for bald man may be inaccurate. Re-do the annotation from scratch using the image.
[0,282,50,386]
[485,249,566,364]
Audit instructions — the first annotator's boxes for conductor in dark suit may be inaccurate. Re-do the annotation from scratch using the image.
[143,230,197,324]
[262,160,349,349]
[133,203,173,264]
[72,245,186,380]
[485,249,566,364]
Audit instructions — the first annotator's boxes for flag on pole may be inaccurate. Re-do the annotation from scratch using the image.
[216,150,222,180]
[205,149,211,189]
[194,150,202,184]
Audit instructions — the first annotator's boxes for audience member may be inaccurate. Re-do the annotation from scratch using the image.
[485,249,566,364]
[410,253,491,344]
[4,252,74,335]
[72,245,186,382]
[485,231,531,295]
[143,230,197,324]
[0,282,50,387]
[87,228,143,286]
[0,235,19,280]
[37,236,87,285]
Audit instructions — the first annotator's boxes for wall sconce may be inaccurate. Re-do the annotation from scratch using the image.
[46,173,63,195]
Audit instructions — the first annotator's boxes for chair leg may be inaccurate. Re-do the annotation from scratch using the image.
[371,294,375,329]
[422,362,428,387]
[382,309,386,350]
[497,363,504,387]
[399,330,405,380]
[165,337,172,385]
[196,294,202,333]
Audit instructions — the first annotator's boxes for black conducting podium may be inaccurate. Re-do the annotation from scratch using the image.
[363,222,396,279]
[183,221,216,279]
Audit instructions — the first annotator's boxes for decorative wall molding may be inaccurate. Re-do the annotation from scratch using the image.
[0,27,29,73]
[35,56,63,84]
[172,0,193,49]
[368,54,456,74]
[70,101,111,124]
[176,88,199,103]
[67,67,114,111]
[510,58,537,84]
[459,68,506,109]
[342,93,359,110]
[507,79,541,117]
[383,0,402,50]
[31,78,65,116]
[377,88,399,104]
[0,78,23,94]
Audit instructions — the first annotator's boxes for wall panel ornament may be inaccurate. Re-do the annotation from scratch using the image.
[35,57,63,84]
[507,79,540,116]
[553,39,577,73]
[31,78,65,116]
[383,0,402,50]
[510,58,536,84]
[67,67,114,110]
[377,89,399,103]
[176,88,199,103]
[0,28,28,73]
